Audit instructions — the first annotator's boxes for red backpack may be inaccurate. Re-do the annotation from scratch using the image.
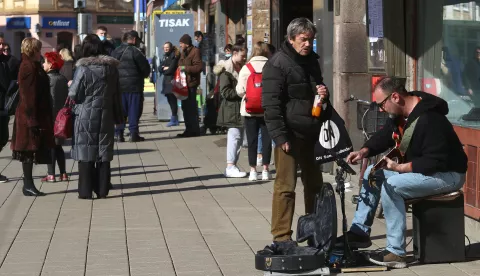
[244,63,264,114]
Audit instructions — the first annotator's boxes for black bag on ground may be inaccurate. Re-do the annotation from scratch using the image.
[314,102,353,164]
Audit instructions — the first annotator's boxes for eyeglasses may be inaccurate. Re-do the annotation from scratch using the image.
[3,49,10,52]
[377,93,393,111]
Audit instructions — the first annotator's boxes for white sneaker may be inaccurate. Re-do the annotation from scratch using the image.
[256,157,263,167]
[262,170,271,180]
[225,166,247,178]
[249,171,258,181]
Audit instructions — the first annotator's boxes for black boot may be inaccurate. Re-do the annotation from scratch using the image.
[129,133,145,142]
[22,179,46,197]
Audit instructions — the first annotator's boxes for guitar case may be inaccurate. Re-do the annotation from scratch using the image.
[255,183,337,273]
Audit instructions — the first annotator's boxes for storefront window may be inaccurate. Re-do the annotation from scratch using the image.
[418,0,480,129]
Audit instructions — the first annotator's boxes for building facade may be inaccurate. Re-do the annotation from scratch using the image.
[0,0,134,57]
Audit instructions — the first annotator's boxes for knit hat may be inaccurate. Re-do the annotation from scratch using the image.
[179,34,192,46]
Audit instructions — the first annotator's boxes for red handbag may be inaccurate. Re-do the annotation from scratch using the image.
[54,98,74,139]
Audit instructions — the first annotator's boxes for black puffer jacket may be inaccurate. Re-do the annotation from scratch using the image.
[47,70,68,120]
[68,56,124,162]
[262,41,326,145]
[111,43,150,94]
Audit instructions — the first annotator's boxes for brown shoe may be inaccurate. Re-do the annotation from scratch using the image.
[368,249,407,268]
[41,175,56,183]
[59,173,69,182]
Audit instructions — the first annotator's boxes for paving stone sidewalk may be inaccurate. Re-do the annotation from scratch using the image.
[0,94,478,276]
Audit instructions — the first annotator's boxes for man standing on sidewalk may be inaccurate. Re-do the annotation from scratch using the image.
[96,26,115,55]
[0,36,12,183]
[112,30,150,142]
[262,18,329,252]
[177,34,202,137]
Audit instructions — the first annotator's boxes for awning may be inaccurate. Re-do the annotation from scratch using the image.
[162,0,178,11]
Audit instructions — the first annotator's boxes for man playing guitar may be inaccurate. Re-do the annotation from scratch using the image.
[343,77,467,269]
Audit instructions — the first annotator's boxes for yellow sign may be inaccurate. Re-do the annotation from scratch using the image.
[152,10,186,15]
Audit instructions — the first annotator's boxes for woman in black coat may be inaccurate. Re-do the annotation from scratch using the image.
[41,52,69,183]
[161,42,180,127]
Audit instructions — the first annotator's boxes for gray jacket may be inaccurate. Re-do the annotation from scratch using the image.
[68,56,123,162]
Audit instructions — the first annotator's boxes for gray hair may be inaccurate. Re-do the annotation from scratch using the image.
[286,18,317,40]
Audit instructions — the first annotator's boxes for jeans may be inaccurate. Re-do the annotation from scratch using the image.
[257,129,262,154]
[245,117,271,167]
[351,165,466,256]
[227,127,243,164]
[181,87,200,134]
[116,93,142,135]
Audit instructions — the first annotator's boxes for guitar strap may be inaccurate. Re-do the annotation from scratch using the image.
[398,117,420,155]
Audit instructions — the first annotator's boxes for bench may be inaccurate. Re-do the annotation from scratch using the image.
[405,190,465,264]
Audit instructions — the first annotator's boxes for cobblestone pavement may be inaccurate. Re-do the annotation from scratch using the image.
[0,95,478,276]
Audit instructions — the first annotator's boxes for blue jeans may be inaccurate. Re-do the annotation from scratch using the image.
[115,93,142,135]
[350,165,465,256]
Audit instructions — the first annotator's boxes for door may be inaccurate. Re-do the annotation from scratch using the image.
[57,31,73,50]
[13,31,25,58]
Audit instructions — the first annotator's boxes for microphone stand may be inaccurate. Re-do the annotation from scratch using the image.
[334,158,357,268]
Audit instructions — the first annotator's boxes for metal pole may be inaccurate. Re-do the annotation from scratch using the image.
[135,0,140,31]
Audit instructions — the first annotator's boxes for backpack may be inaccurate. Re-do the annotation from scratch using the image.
[244,63,264,114]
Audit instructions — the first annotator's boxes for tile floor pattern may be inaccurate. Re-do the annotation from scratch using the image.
[0,94,478,275]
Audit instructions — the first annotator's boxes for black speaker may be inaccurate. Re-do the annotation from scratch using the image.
[412,193,465,264]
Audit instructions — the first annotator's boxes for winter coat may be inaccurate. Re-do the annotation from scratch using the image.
[236,56,268,117]
[111,43,151,94]
[161,50,179,94]
[216,59,243,128]
[60,60,74,81]
[363,91,467,175]
[178,46,203,88]
[47,70,69,145]
[0,55,12,151]
[11,54,54,163]
[68,55,124,162]
[262,40,326,146]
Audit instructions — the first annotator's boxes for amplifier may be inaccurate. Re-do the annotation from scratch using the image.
[412,193,465,264]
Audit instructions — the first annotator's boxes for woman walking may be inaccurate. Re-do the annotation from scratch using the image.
[216,44,248,178]
[69,34,123,199]
[11,38,55,196]
[41,52,69,183]
[59,48,75,81]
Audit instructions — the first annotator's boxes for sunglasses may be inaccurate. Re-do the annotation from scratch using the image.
[377,93,393,111]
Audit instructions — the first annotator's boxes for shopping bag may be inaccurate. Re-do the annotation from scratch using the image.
[54,98,74,139]
[314,102,353,164]
[172,68,188,100]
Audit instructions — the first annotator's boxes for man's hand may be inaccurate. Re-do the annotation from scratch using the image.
[384,157,399,171]
[316,85,329,100]
[469,89,473,95]
[281,142,290,153]
[384,157,412,173]
[164,66,169,70]
[346,148,369,165]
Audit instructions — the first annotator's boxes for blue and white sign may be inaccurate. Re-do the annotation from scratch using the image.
[313,39,317,53]
[42,17,77,29]
[6,17,31,29]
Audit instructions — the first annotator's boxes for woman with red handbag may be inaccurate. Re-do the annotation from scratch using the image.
[69,34,124,199]
[10,38,55,196]
[41,52,69,183]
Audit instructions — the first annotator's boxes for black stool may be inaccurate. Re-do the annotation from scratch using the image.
[406,191,465,264]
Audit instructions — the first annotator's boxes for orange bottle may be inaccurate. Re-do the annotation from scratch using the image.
[312,95,322,117]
